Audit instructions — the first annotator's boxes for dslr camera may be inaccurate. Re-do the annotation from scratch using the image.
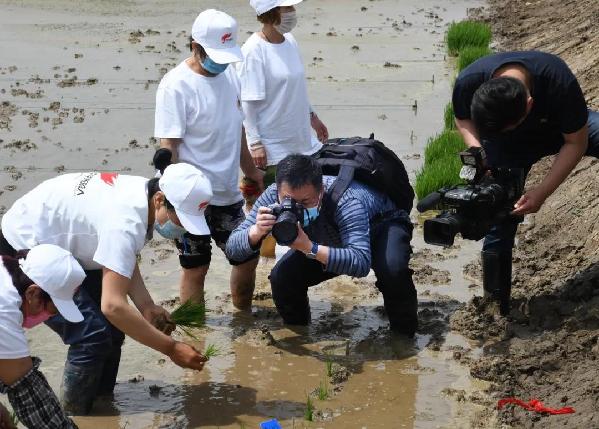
[269,197,304,245]
[417,147,526,247]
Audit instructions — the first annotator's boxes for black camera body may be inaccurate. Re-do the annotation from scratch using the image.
[417,147,526,247]
[269,197,304,245]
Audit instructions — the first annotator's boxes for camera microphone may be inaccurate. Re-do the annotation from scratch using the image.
[416,192,442,213]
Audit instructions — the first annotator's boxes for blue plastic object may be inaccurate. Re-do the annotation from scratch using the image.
[260,419,282,429]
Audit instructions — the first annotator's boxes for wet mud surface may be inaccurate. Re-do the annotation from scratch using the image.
[0,0,552,427]
[450,1,599,427]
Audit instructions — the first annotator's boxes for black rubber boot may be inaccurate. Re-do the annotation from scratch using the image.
[382,273,418,338]
[60,362,103,415]
[481,250,513,316]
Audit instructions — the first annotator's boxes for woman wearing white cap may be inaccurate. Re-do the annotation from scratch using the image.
[0,244,84,428]
[0,163,211,415]
[239,0,329,179]
[154,9,264,310]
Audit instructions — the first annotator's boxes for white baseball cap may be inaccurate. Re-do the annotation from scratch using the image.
[250,0,303,16]
[20,244,86,323]
[159,163,213,236]
[191,9,243,64]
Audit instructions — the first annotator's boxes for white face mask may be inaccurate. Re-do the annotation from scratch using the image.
[276,10,297,34]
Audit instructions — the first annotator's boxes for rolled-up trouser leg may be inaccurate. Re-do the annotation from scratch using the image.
[1,357,78,429]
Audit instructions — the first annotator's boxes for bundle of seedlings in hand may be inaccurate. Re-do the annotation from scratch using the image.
[204,343,220,359]
[169,300,207,338]
[9,410,19,427]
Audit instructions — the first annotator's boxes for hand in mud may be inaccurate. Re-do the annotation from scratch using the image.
[310,114,329,143]
[0,403,16,429]
[512,187,547,215]
[168,342,208,371]
[143,304,176,335]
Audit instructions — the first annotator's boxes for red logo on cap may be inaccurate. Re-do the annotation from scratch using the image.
[198,201,209,211]
[221,33,233,44]
[100,172,118,186]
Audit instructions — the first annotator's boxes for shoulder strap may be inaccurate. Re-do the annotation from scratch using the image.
[323,164,355,222]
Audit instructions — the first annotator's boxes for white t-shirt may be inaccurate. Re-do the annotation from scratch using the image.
[1,173,149,279]
[154,62,244,206]
[238,33,322,166]
[0,262,29,359]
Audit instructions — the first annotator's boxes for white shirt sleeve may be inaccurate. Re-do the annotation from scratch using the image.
[0,266,30,359]
[242,100,262,145]
[93,227,141,279]
[238,47,266,102]
[154,85,186,139]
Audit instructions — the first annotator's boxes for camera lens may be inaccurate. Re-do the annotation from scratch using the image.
[272,211,299,245]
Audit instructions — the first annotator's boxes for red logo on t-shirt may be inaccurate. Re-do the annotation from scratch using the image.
[198,201,209,211]
[100,172,119,186]
[221,33,232,44]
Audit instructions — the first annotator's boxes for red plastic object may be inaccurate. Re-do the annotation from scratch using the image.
[497,398,575,415]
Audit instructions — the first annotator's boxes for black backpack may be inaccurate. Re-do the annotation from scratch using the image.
[312,135,414,215]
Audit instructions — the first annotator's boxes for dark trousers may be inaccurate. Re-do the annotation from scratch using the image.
[269,216,417,332]
[45,270,125,396]
[483,110,599,252]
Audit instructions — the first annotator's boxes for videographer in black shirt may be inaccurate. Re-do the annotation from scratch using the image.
[452,50,598,314]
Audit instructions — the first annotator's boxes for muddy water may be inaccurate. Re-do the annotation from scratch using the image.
[0,0,489,427]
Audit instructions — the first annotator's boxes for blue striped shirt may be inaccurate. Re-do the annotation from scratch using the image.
[226,176,406,277]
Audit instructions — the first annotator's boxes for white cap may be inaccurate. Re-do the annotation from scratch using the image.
[159,163,213,236]
[20,244,86,323]
[250,0,302,16]
[191,9,243,64]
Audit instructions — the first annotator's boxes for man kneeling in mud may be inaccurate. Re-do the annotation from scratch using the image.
[452,50,599,314]
[226,154,417,337]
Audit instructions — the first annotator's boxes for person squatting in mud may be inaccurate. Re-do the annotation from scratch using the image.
[0,245,84,429]
[154,9,265,309]
[226,154,418,337]
[452,50,599,314]
[0,164,211,416]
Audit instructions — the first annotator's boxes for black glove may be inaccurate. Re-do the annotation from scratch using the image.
[152,148,173,174]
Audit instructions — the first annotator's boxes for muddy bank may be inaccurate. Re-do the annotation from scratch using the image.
[451,1,599,427]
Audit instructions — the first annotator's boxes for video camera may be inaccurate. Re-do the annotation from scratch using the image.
[416,147,526,247]
[269,197,304,246]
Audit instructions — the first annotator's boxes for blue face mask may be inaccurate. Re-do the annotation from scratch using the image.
[154,219,186,240]
[303,206,320,227]
[202,56,229,75]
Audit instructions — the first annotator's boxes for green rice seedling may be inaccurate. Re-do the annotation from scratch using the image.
[446,20,492,55]
[317,379,329,401]
[204,343,220,359]
[325,356,333,378]
[304,395,314,421]
[415,156,464,200]
[170,300,206,328]
[9,410,19,427]
[444,102,456,130]
[458,46,492,71]
[423,131,466,167]
[169,300,207,339]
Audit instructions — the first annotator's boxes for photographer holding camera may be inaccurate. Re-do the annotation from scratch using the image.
[226,154,418,337]
[452,51,599,314]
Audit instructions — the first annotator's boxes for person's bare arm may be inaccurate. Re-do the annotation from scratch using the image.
[240,128,265,190]
[455,118,482,148]
[513,125,588,215]
[128,264,175,335]
[100,268,207,370]
[160,138,182,163]
[0,357,32,387]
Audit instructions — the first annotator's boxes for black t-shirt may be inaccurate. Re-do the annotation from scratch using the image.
[453,51,588,136]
